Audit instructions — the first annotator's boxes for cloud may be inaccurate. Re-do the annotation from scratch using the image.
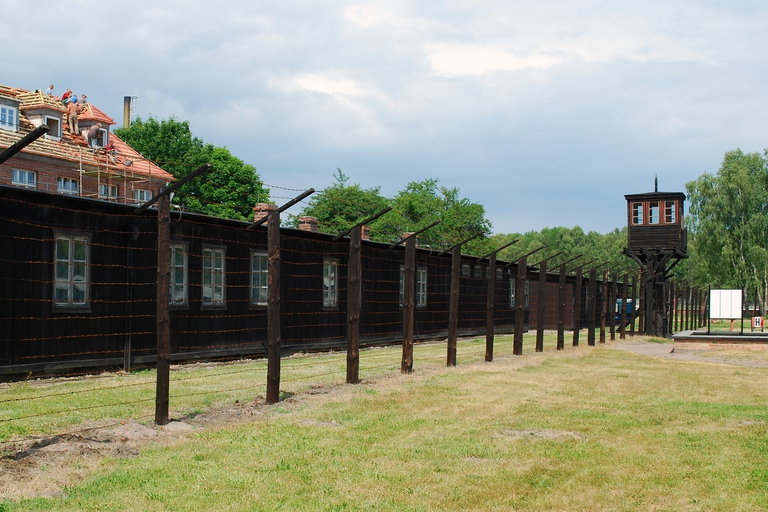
[426,43,561,76]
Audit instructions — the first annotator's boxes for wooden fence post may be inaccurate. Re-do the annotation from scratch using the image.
[266,209,282,404]
[620,273,628,339]
[630,274,637,336]
[513,256,527,355]
[155,193,170,426]
[610,271,618,341]
[449,245,460,365]
[573,266,583,347]
[346,225,361,383]
[588,267,597,346]
[600,269,608,344]
[557,263,566,350]
[401,235,416,373]
[536,259,547,352]
[485,252,497,361]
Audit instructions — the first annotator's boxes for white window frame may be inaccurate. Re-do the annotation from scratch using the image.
[323,258,339,308]
[648,200,660,225]
[400,265,427,308]
[664,200,677,224]
[0,105,17,131]
[169,243,188,307]
[475,264,483,278]
[44,115,62,139]
[461,263,470,276]
[99,183,119,200]
[11,169,36,188]
[631,201,644,225]
[134,189,152,203]
[202,246,225,307]
[250,250,268,306]
[54,233,90,308]
[57,177,79,195]
[416,266,427,308]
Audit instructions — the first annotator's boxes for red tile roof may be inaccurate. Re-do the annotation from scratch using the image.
[0,84,173,183]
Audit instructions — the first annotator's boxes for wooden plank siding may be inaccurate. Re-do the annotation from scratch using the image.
[0,184,611,378]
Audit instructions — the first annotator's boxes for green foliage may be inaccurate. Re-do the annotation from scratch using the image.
[295,173,493,255]
[288,168,388,234]
[686,149,768,312]
[371,178,493,254]
[491,226,634,273]
[114,117,269,221]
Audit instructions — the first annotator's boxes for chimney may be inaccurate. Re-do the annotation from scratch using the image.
[253,202,277,223]
[298,216,319,232]
[123,96,132,129]
[402,232,418,247]
[361,224,371,241]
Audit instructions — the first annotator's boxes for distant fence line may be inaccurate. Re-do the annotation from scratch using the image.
[1,184,711,425]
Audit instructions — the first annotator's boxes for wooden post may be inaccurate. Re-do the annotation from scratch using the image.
[588,268,597,346]
[536,259,547,352]
[630,274,637,336]
[600,269,608,344]
[557,263,566,350]
[266,209,282,404]
[668,281,675,335]
[610,271,618,341]
[155,194,170,426]
[485,252,497,362]
[513,256,527,355]
[346,225,362,383]
[573,267,583,347]
[401,235,416,373]
[448,245,460,365]
[620,273,628,339]
[671,281,677,333]
[637,271,645,333]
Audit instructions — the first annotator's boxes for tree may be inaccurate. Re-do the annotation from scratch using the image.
[371,179,492,254]
[114,117,269,221]
[686,149,768,313]
[290,169,388,234]
[492,226,633,271]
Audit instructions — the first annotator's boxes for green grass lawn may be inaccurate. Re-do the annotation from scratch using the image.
[3,334,768,510]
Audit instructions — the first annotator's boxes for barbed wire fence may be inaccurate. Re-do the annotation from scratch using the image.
[1,166,710,451]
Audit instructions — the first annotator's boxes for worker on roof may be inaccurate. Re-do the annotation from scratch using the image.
[87,123,102,149]
[45,84,54,96]
[61,89,72,104]
[67,100,79,135]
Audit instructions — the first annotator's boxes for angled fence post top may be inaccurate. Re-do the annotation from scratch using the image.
[478,238,519,261]
[247,188,316,230]
[506,245,546,267]
[437,231,486,256]
[0,125,50,165]
[134,163,212,214]
[332,206,392,241]
[388,220,441,249]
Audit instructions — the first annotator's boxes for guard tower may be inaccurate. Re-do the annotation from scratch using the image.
[623,183,687,336]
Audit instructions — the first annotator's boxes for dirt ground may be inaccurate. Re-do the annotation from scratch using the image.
[2,338,766,502]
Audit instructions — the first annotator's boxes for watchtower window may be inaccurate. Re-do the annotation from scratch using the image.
[664,200,676,223]
[632,202,644,225]
[648,201,660,224]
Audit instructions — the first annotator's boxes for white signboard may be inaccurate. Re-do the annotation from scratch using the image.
[709,289,743,319]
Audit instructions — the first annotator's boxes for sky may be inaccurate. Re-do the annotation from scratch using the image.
[5,1,768,235]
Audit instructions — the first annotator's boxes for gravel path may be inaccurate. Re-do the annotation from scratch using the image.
[610,337,768,368]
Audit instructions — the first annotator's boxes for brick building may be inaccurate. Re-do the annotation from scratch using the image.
[0,84,173,203]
